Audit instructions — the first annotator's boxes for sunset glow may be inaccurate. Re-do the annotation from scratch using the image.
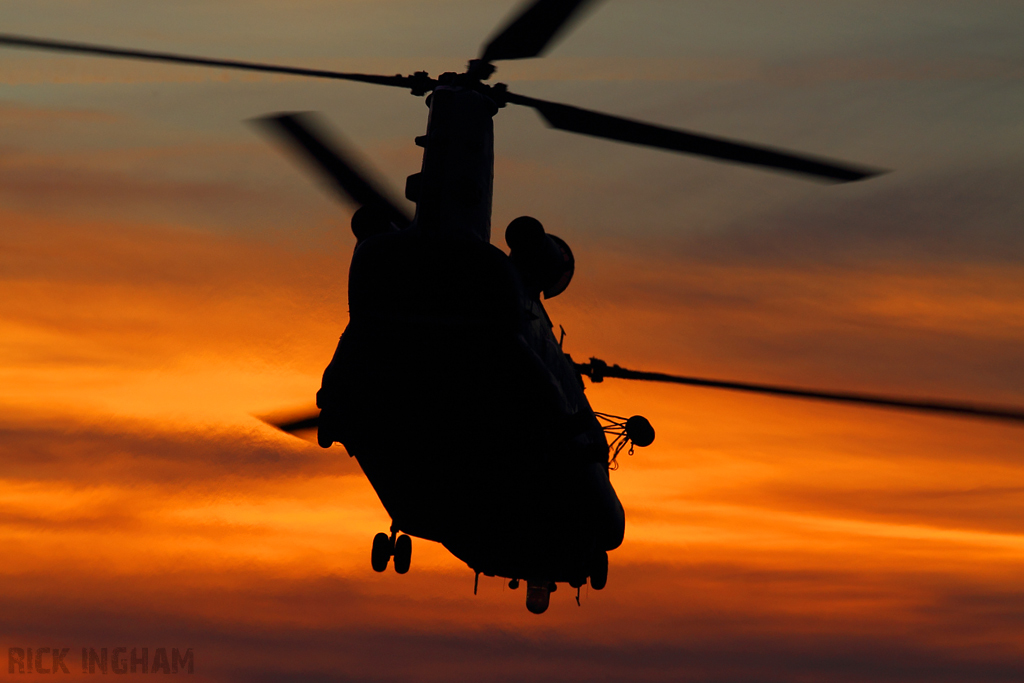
[2,1,1023,681]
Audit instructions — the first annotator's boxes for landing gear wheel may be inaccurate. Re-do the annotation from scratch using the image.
[316,409,334,449]
[589,551,608,591]
[371,532,392,573]
[525,581,551,614]
[393,534,412,574]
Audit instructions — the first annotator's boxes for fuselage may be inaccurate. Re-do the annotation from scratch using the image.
[317,79,624,585]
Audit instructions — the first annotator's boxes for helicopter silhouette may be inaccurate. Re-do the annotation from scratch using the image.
[4,0,1023,615]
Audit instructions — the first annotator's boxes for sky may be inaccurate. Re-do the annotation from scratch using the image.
[1,0,1023,680]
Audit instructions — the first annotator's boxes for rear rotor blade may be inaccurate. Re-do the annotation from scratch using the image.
[270,413,320,434]
[0,33,432,90]
[481,0,599,62]
[257,113,412,228]
[577,359,1024,425]
[506,92,882,182]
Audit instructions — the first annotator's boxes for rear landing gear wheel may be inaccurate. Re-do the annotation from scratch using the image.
[316,425,333,449]
[316,409,334,449]
[393,534,412,574]
[371,532,392,572]
[526,581,551,614]
[590,551,608,591]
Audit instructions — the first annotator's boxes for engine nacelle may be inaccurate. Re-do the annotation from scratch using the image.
[504,216,575,299]
[351,205,399,241]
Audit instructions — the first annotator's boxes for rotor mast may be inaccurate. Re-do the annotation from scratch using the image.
[411,78,498,243]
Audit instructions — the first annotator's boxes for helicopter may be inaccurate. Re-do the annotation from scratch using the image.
[3,0,1023,615]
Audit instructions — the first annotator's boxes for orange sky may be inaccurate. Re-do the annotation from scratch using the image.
[2,1,1024,681]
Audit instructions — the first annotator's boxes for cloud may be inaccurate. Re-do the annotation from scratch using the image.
[0,414,356,487]
[1,15,1023,678]
[0,100,121,124]
[0,146,340,234]
[0,206,353,424]
[681,163,1024,267]
[755,482,1024,536]
[497,56,1024,86]
[3,559,1024,682]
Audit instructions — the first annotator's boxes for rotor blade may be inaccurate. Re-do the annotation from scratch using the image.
[0,33,432,90]
[577,359,1024,425]
[481,0,599,62]
[256,113,412,228]
[269,413,320,434]
[505,92,882,182]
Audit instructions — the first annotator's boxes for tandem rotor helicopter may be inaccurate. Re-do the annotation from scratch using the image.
[4,0,1024,614]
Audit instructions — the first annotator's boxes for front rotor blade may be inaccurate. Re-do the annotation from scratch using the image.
[577,359,1024,425]
[481,0,600,62]
[506,92,882,182]
[257,113,412,228]
[0,33,426,89]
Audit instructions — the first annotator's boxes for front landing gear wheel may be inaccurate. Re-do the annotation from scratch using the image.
[393,534,412,574]
[371,532,392,572]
